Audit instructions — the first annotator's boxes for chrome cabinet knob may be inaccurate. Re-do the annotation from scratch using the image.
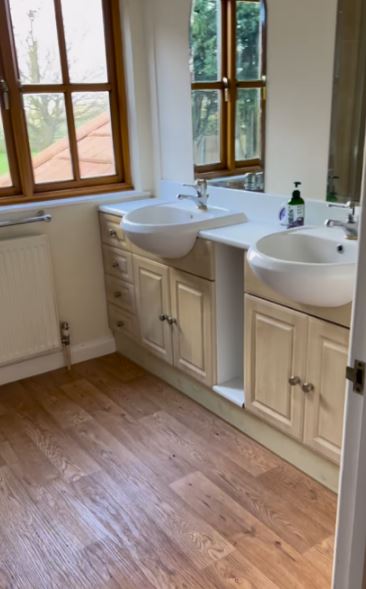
[288,376,301,386]
[159,314,168,322]
[109,229,117,238]
[302,382,314,393]
[167,316,177,325]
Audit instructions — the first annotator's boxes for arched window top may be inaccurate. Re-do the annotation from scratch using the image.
[190,0,267,184]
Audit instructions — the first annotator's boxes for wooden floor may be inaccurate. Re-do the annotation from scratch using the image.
[0,354,337,588]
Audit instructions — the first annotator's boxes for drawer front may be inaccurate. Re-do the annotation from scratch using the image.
[105,275,136,313]
[103,246,134,283]
[108,304,139,340]
[99,213,128,250]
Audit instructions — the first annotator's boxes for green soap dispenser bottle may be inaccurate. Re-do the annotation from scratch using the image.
[287,181,305,228]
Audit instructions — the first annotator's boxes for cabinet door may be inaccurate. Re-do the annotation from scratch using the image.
[133,256,173,364]
[303,318,349,464]
[244,295,307,440]
[170,270,215,387]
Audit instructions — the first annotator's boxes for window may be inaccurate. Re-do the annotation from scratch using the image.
[190,0,266,178]
[0,0,131,203]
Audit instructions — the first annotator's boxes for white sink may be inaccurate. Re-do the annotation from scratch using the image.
[247,227,357,307]
[122,201,246,258]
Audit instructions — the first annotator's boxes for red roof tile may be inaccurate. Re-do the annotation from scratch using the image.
[0,112,115,188]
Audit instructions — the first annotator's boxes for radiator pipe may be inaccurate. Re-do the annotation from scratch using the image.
[60,321,71,371]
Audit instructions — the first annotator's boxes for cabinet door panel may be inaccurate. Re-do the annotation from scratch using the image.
[244,295,307,440]
[304,318,349,464]
[133,256,172,364]
[170,270,215,386]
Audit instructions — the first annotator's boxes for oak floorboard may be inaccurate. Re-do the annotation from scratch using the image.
[66,418,235,570]
[171,471,329,589]
[142,410,329,553]
[140,374,282,477]
[0,353,336,588]
[258,465,336,534]
[62,378,194,484]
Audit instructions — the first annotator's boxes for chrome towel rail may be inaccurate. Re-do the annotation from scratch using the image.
[0,210,52,228]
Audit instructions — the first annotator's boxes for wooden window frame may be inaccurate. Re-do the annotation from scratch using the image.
[0,0,131,205]
[191,0,267,179]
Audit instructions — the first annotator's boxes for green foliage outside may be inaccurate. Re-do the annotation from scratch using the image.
[190,0,262,164]
[0,152,9,175]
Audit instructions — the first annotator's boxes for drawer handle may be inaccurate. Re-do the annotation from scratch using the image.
[159,314,168,322]
[167,316,177,326]
[302,382,314,394]
[288,376,301,386]
[116,320,125,328]
[114,291,122,299]
[109,229,117,238]
[112,261,119,268]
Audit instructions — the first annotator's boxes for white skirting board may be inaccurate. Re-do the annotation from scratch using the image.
[0,335,116,385]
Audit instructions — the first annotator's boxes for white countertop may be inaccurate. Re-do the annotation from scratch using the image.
[99,198,351,251]
[199,221,282,249]
[99,198,284,250]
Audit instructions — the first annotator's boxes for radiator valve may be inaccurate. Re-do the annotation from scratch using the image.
[60,321,71,370]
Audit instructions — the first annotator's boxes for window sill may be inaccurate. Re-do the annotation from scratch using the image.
[0,188,152,215]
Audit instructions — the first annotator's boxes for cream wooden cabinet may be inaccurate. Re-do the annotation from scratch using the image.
[244,294,349,464]
[99,213,139,342]
[170,270,215,386]
[134,256,216,387]
[244,296,307,440]
[303,318,349,464]
[133,256,173,364]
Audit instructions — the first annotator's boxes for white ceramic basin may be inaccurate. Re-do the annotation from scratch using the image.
[247,227,357,307]
[122,201,246,258]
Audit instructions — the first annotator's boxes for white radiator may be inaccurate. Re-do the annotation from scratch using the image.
[0,234,60,366]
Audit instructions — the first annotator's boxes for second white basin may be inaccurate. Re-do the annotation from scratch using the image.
[247,227,357,307]
[122,201,246,258]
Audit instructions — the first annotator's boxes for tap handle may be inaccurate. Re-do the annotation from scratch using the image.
[183,179,208,198]
[328,200,357,216]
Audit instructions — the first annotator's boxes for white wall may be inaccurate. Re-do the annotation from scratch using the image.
[265,0,338,199]
[145,0,338,200]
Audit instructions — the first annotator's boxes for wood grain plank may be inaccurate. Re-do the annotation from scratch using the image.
[0,354,335,588]
[206,550,279,588]
[142,410,329,553]
[2,391,101,483]
[67,418,235,570]
[74,472,222,589]
[141,376,282,476]
[63,378,194,484]
[171,471,329,589]
[259,465,336,534]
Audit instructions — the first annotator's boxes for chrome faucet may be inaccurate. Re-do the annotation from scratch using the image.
[325,200,358,240]
[177,179,209,210]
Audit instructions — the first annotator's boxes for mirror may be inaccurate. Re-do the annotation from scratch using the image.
[327,0,366,203]
[190,0,366,201]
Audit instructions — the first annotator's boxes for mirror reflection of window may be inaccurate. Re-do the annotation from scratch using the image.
[190,0,267,191]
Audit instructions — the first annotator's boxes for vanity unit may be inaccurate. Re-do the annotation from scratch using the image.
[99,212,217,387]
[244,260,350,465]
[99,203,353,487]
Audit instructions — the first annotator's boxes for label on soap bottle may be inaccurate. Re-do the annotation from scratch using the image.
[288,204,304,228]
